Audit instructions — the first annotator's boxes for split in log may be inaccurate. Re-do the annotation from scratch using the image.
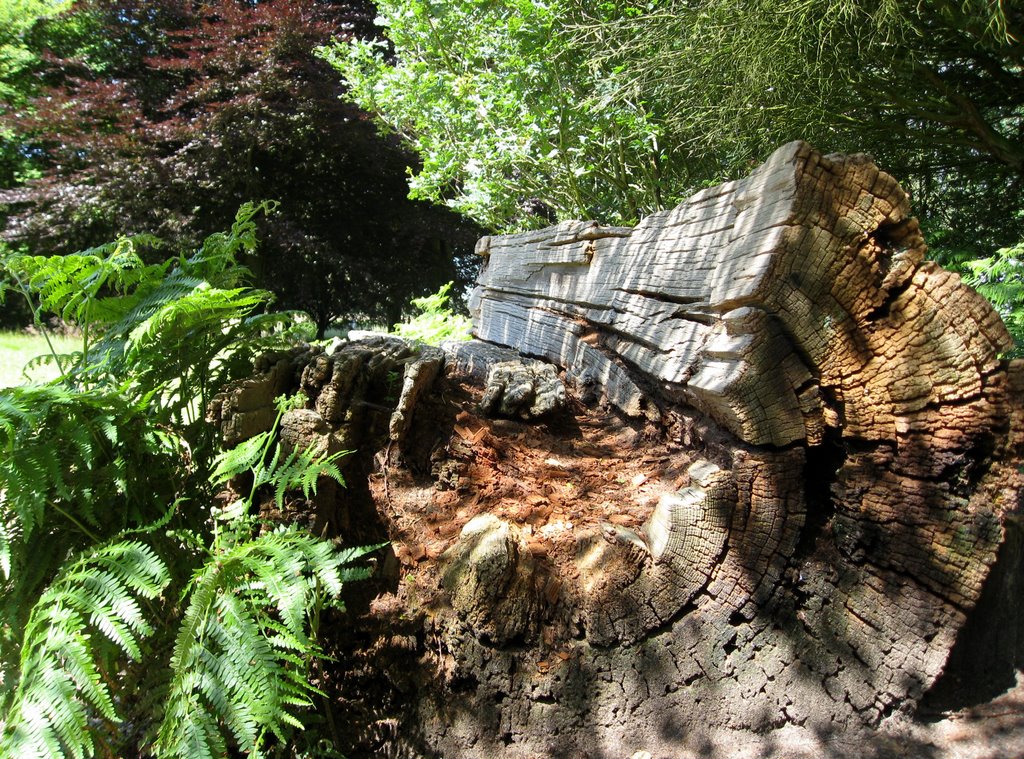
[209,141,1024,758]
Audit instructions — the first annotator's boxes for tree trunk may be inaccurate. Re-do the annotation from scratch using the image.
[211,141,1024,757]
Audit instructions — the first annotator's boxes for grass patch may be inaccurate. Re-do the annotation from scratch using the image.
[0,331,79,388]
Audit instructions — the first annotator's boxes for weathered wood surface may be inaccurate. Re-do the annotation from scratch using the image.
[472,141,1008,448]
[210,142,1024,757]
[448,141,1022,738]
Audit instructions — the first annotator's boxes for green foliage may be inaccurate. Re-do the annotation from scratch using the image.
[392,281,472,345]
[1,540,170,759]
[0,207,374,757]
[322,0,1023,265]
[0,0,102,186]
[3,0,480,335]
[586,0,1024,252]
[157,528,374,759]
[0,385,179,628]
[211,392,350,510]
[2,201,315,434]
[319,0,674,230]
[0,1,71,106]
[959,239,1024,357]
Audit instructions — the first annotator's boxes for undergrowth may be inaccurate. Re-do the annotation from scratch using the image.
[0,202,376,758]
[392,281,471,345]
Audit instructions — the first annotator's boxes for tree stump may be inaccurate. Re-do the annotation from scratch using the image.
[212,142,1024,757]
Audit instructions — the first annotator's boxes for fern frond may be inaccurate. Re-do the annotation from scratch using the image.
[210,431,273,487]
[7,237,164,332]
[0,540,171,759]
[0,203,340,757]
[155,526,373,758]
[251,442,349,510]
[183,201,277,286]
[100,270,206,348]
[126,285,268,358]
[0,385,183,591]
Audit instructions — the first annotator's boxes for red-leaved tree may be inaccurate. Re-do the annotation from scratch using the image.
[1,0,480,333]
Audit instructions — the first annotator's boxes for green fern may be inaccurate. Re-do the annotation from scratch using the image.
[2,202,314,427]
[0,540,171,759]
[211,431,276,487]
[960,239,1024,357]
[392,281,472,345]
[0,385,181,585]
[211,392,350,509]
[0,205,376,758]
[253,443,349,510]
[156,527,374,759]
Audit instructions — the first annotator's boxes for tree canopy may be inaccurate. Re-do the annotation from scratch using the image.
[320,0,678,230]
[324,0,1023,257]
[1,0,481,333]
[584,0,1024,255]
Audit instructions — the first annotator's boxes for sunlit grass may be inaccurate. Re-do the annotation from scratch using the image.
[0,331,79,388]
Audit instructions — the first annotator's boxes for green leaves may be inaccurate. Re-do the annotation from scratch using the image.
[319,0,673,230]
[0,1,73,107]
[0,385,181,588]
[211,392,350,509]
[6,235,162,327]
[392,281,472,344]
[257,443,349,510]
[960,239,1024,357]
[0,206,376,757]
[156,528,374,759]
[212,431,275,488]
[0,540,171,759]
[321,0,1024,279]
[2,201,314,434]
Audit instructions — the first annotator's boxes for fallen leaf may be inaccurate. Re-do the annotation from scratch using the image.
[543,467,571,480]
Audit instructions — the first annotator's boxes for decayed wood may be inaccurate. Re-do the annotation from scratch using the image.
[209,335,433,533]
[457,141,1020,726]
[208,141,1024,756]
[583,458,736,645]
[472,141,1009,449]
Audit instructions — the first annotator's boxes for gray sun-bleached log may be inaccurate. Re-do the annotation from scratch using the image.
[471,141,1007,449]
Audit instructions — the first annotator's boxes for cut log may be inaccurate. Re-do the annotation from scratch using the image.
[210,142,1024,757]
[458,142,1018,727]
[471,142,1008,450]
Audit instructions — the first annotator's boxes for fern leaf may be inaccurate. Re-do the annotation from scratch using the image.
[1,540,171,759]
[210,432,273,487]
[262,443,348,509]
[0,386,180,593]
[155,526,374,758]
